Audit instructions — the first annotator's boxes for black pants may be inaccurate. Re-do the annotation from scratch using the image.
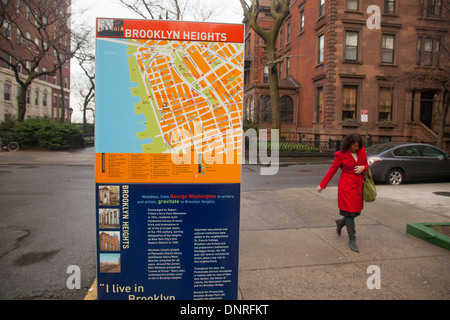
[339,210,360,218]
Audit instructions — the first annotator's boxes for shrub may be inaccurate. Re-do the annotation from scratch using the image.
[13,118,82,150]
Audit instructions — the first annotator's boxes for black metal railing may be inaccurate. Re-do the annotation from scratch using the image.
[246,139,340,156]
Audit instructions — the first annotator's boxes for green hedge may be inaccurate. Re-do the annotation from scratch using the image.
[2,118,83,150]
[258,141,320,153]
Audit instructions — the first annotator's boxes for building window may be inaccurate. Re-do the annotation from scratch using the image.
[245,35,251,58]
[285,57,290,77]
[34,89,39,105]
[286,22,291,43]
[421,0,442,18]
[318,34,324,64]
[379,87,394,122]
[3,20,11,38]
[3,52,12,70]
[384,0,395,14]
[347,0,358,10]
[42,68,48,82]
[345,31,359,61]
[316,86,324,123]
[263,66,269,83]
[4,82,11,101]
[342,85,358,122]
[279,61,283,79]
[249,96,254,122]
[279,28,283,48]
[319,0,325,16]
[259,95,272,123]
[43,91,47,107]
[381,34,395,63]
[299,10,305,32]
[26,88,30,104]
[417,36,440,67]
[424,38,433,66]
[280,95,294,122]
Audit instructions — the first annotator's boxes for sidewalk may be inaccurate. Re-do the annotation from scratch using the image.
[2,149,449,299]
[238,183,450,299]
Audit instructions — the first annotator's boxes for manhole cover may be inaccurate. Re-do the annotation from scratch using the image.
[433,192,450,197]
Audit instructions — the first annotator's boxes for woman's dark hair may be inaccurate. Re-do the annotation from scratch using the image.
[341,134,363,152]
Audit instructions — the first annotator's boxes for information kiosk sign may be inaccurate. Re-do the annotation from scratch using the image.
[95,18,244,300]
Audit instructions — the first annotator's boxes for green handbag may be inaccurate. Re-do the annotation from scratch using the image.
[363,169,377,202]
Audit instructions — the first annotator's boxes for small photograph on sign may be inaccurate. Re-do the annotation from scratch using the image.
[99,209,120,229]
[97,19,124,37]
[100,253,121,273]
[98,185,120,206]
[99,231,121,252]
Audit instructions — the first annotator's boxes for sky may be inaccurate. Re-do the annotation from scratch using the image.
[70,0,245,123]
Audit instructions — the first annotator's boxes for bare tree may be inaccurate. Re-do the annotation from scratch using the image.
[0,0,87,122]
[74,48,95,133]
[239,0,291,130]
[118,0,220,21]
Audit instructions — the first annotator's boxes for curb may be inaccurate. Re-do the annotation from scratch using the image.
[406,222,450,250]
[84,279,97,300]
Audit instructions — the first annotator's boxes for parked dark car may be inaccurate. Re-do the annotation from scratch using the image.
[366,142,450,185]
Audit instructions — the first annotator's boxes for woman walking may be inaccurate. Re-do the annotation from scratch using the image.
[317,134,369,252]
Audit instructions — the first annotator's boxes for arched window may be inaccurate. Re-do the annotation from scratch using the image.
[249,96,254,122]
[259,95,271,122]
[280,95,294,122]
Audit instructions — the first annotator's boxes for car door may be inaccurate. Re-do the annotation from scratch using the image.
[416,145,450,180]
[392,146,423,180]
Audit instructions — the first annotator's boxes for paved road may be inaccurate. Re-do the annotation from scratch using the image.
[0,151,96,299]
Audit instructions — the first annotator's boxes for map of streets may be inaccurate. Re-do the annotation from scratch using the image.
[124,38,244,159]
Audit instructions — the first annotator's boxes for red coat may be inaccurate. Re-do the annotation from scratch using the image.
[320,147,369,213]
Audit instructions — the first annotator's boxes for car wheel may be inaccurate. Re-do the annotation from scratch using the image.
[387,168,404,185]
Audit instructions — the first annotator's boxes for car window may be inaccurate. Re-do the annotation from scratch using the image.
[393,146,420,157]
[366,145,392,155]
[418,145,445,159]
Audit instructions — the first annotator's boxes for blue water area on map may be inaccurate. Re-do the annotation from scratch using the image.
[95,39,149,153]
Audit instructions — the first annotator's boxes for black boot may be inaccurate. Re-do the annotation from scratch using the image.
[346,222,359,253]
[335,219,345,236]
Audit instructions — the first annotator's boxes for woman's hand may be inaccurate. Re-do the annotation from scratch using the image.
[354,166,365,174]
[317,186,323,193]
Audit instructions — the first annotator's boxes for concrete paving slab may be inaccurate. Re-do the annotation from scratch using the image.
[376,184,450,218]
[310,225,448,262]
[239,229,346,270]
[240,202,302,231]
[238,264,398,300]
[355,256,450,299]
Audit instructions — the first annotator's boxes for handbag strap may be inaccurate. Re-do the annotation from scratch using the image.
[365,168,373,179]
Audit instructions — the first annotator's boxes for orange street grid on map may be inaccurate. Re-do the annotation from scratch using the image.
[125,38,244,159]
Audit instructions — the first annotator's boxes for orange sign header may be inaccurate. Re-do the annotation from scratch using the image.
[97,18,244,43]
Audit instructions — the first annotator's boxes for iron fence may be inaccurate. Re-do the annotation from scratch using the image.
[249,139,340,156]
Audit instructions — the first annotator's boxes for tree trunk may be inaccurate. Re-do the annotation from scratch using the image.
[59,66,66,123]
[17,83,29,122]
[267,48,281,131]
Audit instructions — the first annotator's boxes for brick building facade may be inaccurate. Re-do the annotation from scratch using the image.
[0,0,72,122]
[243,0,450,151]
